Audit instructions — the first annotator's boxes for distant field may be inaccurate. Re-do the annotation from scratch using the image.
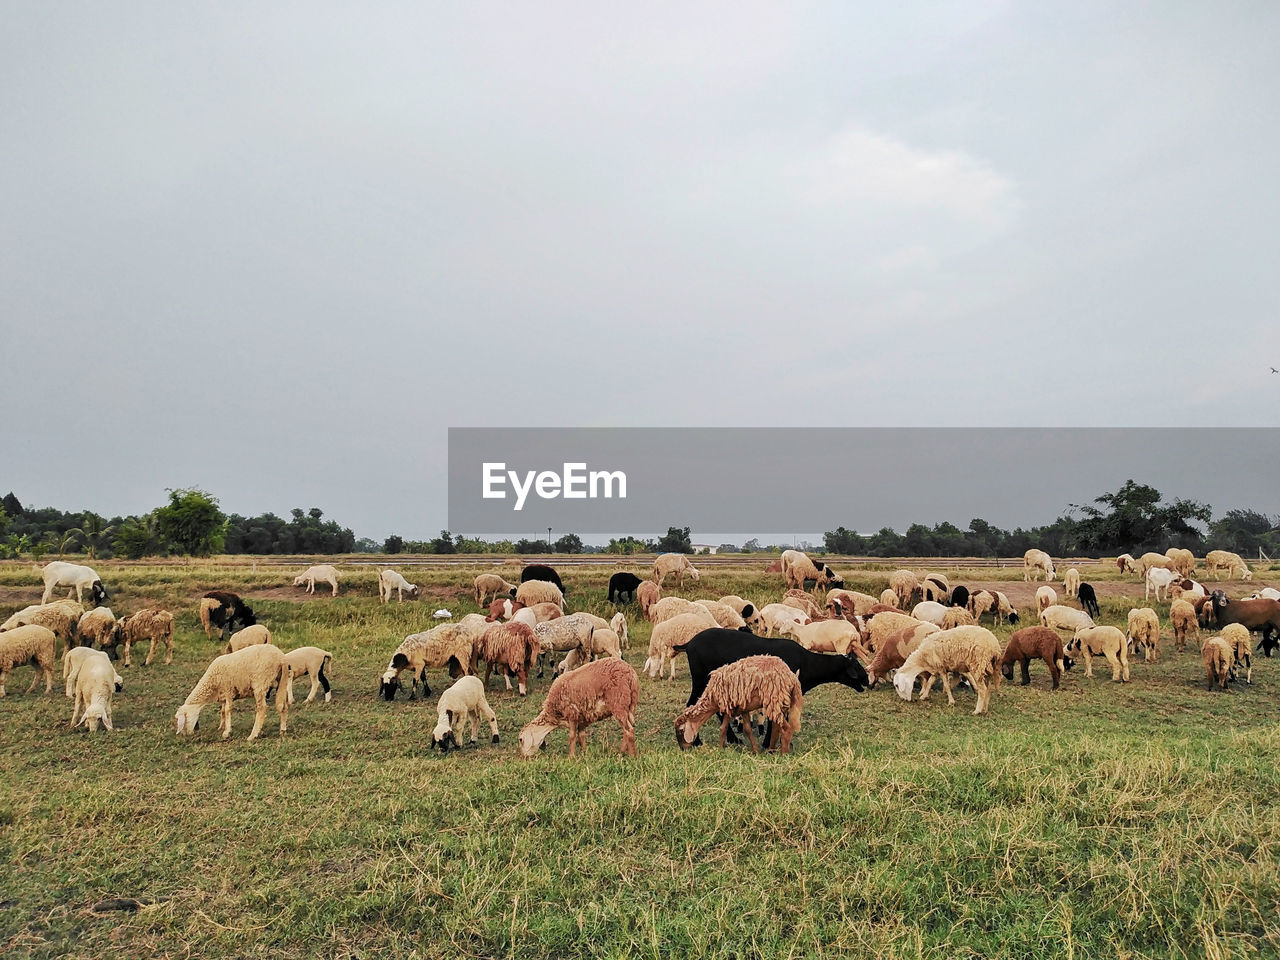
[2,557,1279,959]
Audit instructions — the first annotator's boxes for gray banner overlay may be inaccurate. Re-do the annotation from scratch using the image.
[448,428,1280,535]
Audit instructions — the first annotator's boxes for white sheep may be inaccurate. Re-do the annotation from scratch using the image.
[72,655,123,732]
[910,601,949,626]
[1040,604,1095,636]
[174,644,293,741]
[781,591,824,621]
[518,658,639,758]
[293,564,339,597]
[1035,586,1058,616]
[1116,554,1141,576]
[1145,567,1178,602]
[431,675,499,752]
[652,553,700,590]
[650,596,714,625]
[381,623,479,699]
[1067,626,1130,682]
[1023,549,1056,582]
[65,646,107,698]
[533,614,596,679]
[1246,587,1280,601]
[226,623,272,655]
[892,625,1002,715]
[1205,550,1252,581]
[284,646,334,704]
[756,603,810,639]
[378,569,420,603]
[39,560,108,605]
[1063,568,1081,598]
[0,624,57,698]
[1135,552,1177,577]
[878,589,900,609]
[693,600,748,631]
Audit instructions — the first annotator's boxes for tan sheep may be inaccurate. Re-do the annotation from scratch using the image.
[1036,586,1057,616]
[292,564,339,597]
[1023,549,1056,582]
[878,589,900,609]
[825,589,881,618]
[790,619,865,658]
[1136,551,1177,576]
[893,625,1002,715]
[1201,635,1234,690]
[781,590,824,621]
[77,607,118,654]
[674,655,803,753]
[1205,550,1252,581]
[1,601,82,654]
[1067,626,1130,682]
[1170,599,1199,653]
[693,600,748,631]
[518,658,639,758]
[888,570,919,607]
[118,608,176,667]
[652,553,700,590]
[644,611,717,680]
[650,596,715,625]
[473,573,517,607]
[72,655,122,732]
[380,622,480,700]
[557,626,623,674]
[1116,554,1140,576]
[283,646,334,704]
[175,643,292,741]
[866,611,933,655]
[1063,568,1081,598]
[1126,607,1161,663]
[0,624,57,698]
[515,579,564,610]
[1040,604,1095,636]
[1220,623,1253,684]
[1165,548,1196,579]
[779,550,838,593]
[941,607,976,630]
[636,580,661,620]
[968,590,996,623]
[225,623,272,655]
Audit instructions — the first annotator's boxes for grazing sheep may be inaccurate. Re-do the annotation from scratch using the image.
[757,603,810,639]
[911,601,949,626]
[645,612,717,680]
[1,601,82,654]
[39,561,108,605]
[674,655,803,753]
[520,564,566,594]
[864,622,938,686]
[487,597,524,621]
[1169,579,1208,603]
[524,602,564,624]
[1206,594,1280,657]
[474,574,517,607]
[919,574,950,603]
[865,611,934,655]
[1221,623,1253,684]
[378,569,420,604]
[77,607,118,655]
[607,572,644,604]
[518,659,639,758]
[1040,604,1095,637]
[610,611,630,650]
[1023,549,1056,583]
[174,644,292,741]
[1206,550,1252,581]
[1170,599,1200,652]
[557,625,623,674]
[779,550,840,593]
[118,608,175,667]
[1201,635,1234,690]
[781,590,825,621]
[0,624,57,698]
[1063,568,1081,598]
[651,596,716,626]
[1036,586,1057,616]
[64,646,111,699]
[1166,548,1196,578]
[941,607,976,630]
[1067,626,1130,682]
[533,614,596,679]
[826,589,881,617]
[474,621,539,696]
[1246,588,1280,601]
[284,646,334,704]
[893,625,1002,715]
[967,590,996,623]
[790,619,866,658]
[293,564,339,597]
[1078,582,1101,619]
[199,591,256,642]
[431,676,499,752]
[636,580,661,619]
[693,600,748,631]
[717,595,757,619]
[888,570,919,607]
[1000,627,1068,689]
[71,655,123,732]
[652,553,700,590]
[515,579,564,610]
[1136,551,1177,576]
[1116,554,1140,575]
[379,622,479,700]
[225,623,272,655]
[1145,567,1179,602]
[994,592,1020,625]
[878,589,900,609]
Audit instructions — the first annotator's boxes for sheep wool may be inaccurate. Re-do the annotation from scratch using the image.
[0,624,57,698]
[432,675,499,752]
[650,596,714,626]
[293,564,339,597]
[1036,586,1058,616]
[636,580,661,620]
[175,643,292,741]
[645,612,717,680]
[381,623,477,700]
[941,607,976,630]
[473,573,517,607]
[73,656,122,732]
[519,658,639,758]
[1040,605,1095,636]
[1165,548,1196,579]
[1063,568,1081,598]
[1126,607,1161,663]
[879,589,900,609]
[756,603,810,640]
[888,570,919,607]
[893,625,1002,715]
[1205,550,1252,581]
[77,607,118,654]
[1169,599,1200,652]
[474,621,539,696]
[284,646,334,703]
[1201,635,1234,690]
[1,602,81,654]
[1023,549,1056,582]
[515,579,564,610]
[225,623,272,655]
[1220,623,1253,684]
[674,655,803,753]
[652,553,700,591]
[1068,626,1130,682]
[865,623,936,686]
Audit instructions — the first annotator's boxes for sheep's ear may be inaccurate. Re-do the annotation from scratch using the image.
[446,709,455,726]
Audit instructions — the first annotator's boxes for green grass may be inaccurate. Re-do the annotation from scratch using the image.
[2,559,1278,958]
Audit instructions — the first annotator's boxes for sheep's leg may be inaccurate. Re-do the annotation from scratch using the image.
[71,688,83,725]
[1106,651,1121,682]
[221,699,234,739]
[567,721,578,757]
[740,715,761,754]
[972,677,989,715]
[144,637,157,667]
[1020,660,1031,685]
[481,701,499,743]
[305,675,320,704]
[248,694,267,741]
[940,672,956,706]
[919,673,935,701]
[503,669,512,691]
[516,666,527,696]
[719,714,732,747]
[1083,652,1094,678]
[164,636,173,665]
[419,669,432,698]
[122,641,131,669]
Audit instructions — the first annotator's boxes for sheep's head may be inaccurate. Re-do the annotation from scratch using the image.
[380,661,406,701]
[892,669,916,701]
[673,711,701,750]
[409,585,421,599]
[518,721,555,758]
[91,581,109,605]
[1000,662,1014,682]
[292,575,307,588]
[1007,611,1020,625]
[1242,569,1254,582]
[174,704,201,735]
[842,652,869,691]
[689,568,701,582]
[432,712,458,752]
[239,605,257,627]
[113,673,124,693]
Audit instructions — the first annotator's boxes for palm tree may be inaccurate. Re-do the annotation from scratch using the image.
[67,512,116,560]
[54,530,79,557]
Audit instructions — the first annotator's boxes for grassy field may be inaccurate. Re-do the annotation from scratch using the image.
[2,557,1279,959]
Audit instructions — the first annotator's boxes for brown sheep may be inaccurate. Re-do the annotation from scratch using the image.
[474,621,539,696]
[518,658,639,758]
[1000,626,1068,690]
[1169,599,1199,653]
[673,655,803,753]
[118,608,176,668]
[636,580,661,620]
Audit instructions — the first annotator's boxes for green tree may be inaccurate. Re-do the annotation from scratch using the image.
[67,511,116,560]
[554,533,583,554]
[115,514,164,559]
[154,488,226,556]
[1072,480,1210,553]
[655,526,693,554]
[1210,509,1278,555]
[2,492,21,518]
[431,530,457,554]
[383,535,404,554]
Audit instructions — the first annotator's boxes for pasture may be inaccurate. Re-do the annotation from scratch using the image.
[2,557,1279,959]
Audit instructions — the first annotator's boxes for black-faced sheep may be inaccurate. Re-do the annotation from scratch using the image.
[432,676,499,752]
[1077,583,1100,619]
[893,625,1002,715]
[674,655,803,753]
[518,658,638,758]
[607,572,644,604]
[199,591,256,643]
[39,561,108,605]
[380,622,478,700]
[175,644,292,741]
[1000,626,1069,689]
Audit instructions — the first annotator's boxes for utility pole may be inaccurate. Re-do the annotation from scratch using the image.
[548,527,553,552]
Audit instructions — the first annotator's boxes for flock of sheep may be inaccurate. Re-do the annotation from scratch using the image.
[1,545,1275,754]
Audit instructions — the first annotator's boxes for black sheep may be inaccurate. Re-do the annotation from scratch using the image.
[949,585,970,609]
[200,590,256,643]
[520,564,565,595]
[1078,583,1100,619]
[608,572,644,604]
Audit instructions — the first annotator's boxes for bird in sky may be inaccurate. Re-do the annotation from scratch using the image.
[1272,367,1278,374]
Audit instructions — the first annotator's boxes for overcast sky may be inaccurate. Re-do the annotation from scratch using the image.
[3,3,1277,540]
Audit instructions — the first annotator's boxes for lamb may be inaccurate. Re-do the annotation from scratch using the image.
[293,564,339,597]
[518,658,639,758]
[1066,626,1130,682]
[878,589,900,609]
[1165,548,1196,579]
[515,579,564,610]
[77,607,118,655]
[39,560,108,605]
[1000,626,1068,689]
[779,550,840,593]
[174,643,292,741]
[473,573,517,607]
[1221,623,1253,684]
[790,619,867,658]
[607,572,644,604]
[378,569,420,604]
[693,600,748,631]
[1170,599,1200,653]
[911,601,949,626]
[283,646,334,704]
[1063,568,1081,598]
[1145,567,1179,602]
[380,623,478,700]
[0,624,57,697]
[892,625,1002,715]
[1205,550,1252,581]
[533,614,596,678]
[651,596,717,625]
[674,655,803,753]
[1201,635,1234,690]
[225,623,272,655]
[473,621,539,695]
[520,563,566,594]
[644,611,718,680]
[118,608,176,667]
[1023,549,1056,583]
[864,623,938,686]
[431,676,499,752]
[199,591,256,642]
[888,570,919,607]
[71,655,123,732]
[636,580,661,619]
[652,553,700,590]
[781,590,825,621]
[1040,604,1095,637]
[941,607,976,630]
[757,603,811,639]
[1036,586,1058,616]
[1,601,82,654]
[1078,582,1101,619]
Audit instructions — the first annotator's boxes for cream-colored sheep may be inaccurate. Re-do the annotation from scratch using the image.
[515,579,564,610]
[1201,635,1234,690]
[225,623,272,655]
[378,569,419,603]
[1170,599,1199,652]
[431,675,499,752]
[39,561,107,605]
[918,574,950,603]
[941,607,976,630]
[790,619,865,658]
[283,646,334,704]
[1040,604,1095,636]
[1165,548,1196,579]
[1126,607,1161,663]
[1063,568,1081,599]
[473,573,517,607]
[779,550,838,593]
[1067,626,1130,682]
[64,646,109,699]
[693,600,748,631]
[380,623,477,700]
[650,596,715,626]
[117,608,176,668]
[892,625,1002,715]
[1135,551,1176,577]
[0,624,57,698]
[293,564,339,597]
[557,625,623,674]
[968,590,996,623]
[781,590,824,621]
[1220,623,1253,684]
[174,644,292,740]
[76,607,118,654]
[644,612,715,680]
[1036,586,1057,616]
[674,655,804,753]
[636,580,661,619]
[1205,550,1252,581]
[757,603,810,639]
[911,601,948,626]
[1023,549,1056,582]
[652,553,700,590]
[1169,580,1207,602]
[878,589,900,609]
[518,658,639,758]
[888,570,919,607]
[825,589,881,618]
[1,600,82,654]
[72,655,122,732]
